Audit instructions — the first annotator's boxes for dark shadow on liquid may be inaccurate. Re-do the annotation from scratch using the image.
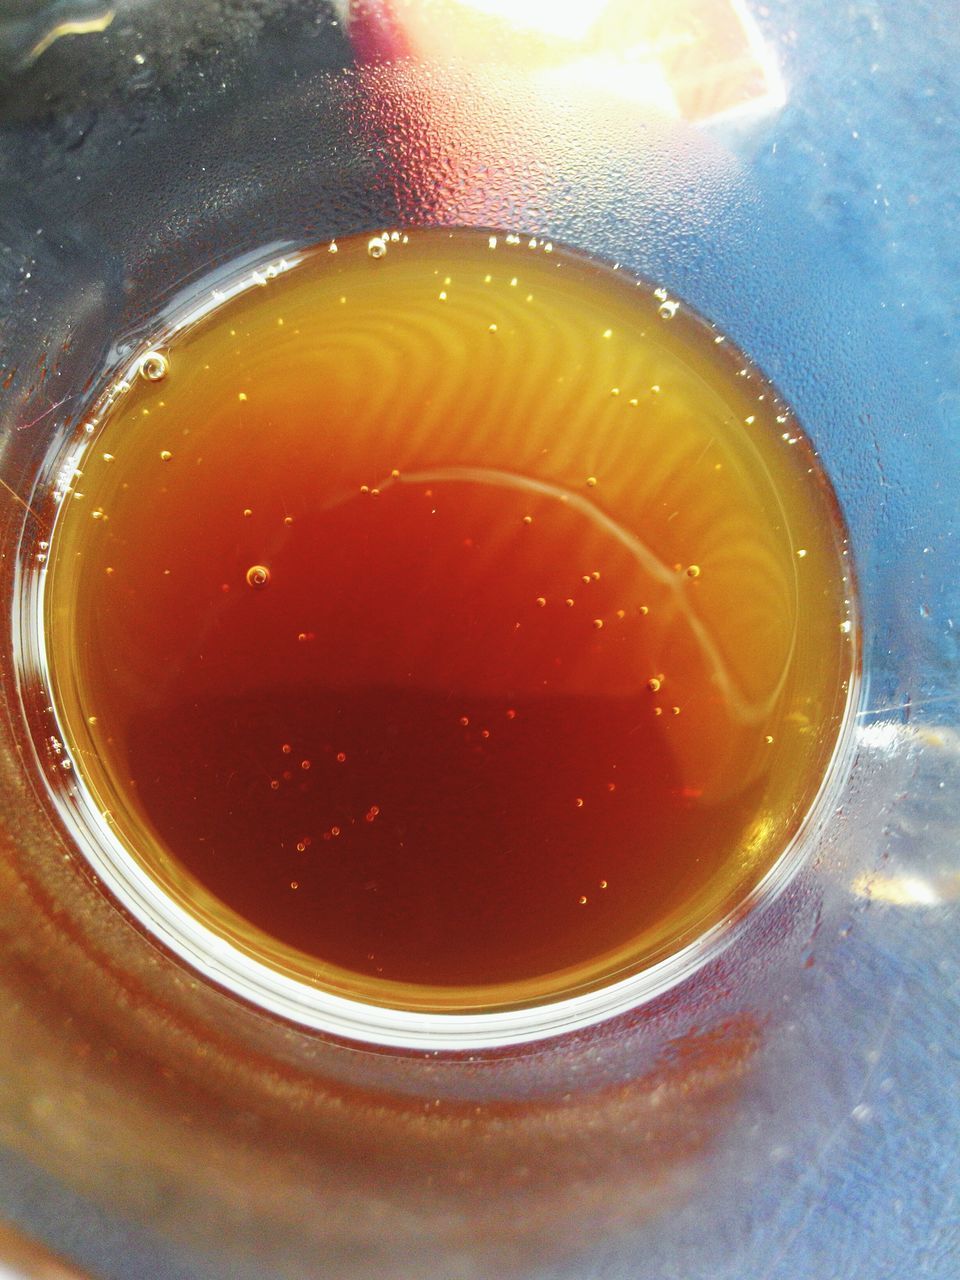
[126,684,763,990]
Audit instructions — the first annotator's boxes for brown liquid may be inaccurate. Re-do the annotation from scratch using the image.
[43,229,855,1011]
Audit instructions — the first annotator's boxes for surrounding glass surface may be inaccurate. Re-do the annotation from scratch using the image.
[0,1,957,1277]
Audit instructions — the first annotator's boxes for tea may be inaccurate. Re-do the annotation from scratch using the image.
[41,229,855,1012]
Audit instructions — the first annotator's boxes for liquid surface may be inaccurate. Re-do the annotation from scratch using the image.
[42,229,856,1011]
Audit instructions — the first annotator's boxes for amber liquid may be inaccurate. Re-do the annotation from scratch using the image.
[43,229,855,1012]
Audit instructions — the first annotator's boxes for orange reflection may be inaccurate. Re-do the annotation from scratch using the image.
[350,0,786,125]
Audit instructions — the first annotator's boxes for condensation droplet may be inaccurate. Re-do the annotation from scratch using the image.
[139,351,168,382]
[246,564,270,589]
[367,236,387,259]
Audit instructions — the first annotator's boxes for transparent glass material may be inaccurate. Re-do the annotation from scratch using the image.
[0,2,957,1277]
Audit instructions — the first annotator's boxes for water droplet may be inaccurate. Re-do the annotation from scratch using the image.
[765,735,774,744]
[300,759,311,771]
[281,743,292,754]
[336,751,347,763]
[367,236,387,259]
[671,706,681,715]
[269,779,279,790]
[586,476,597,488]
[139,351,168,382]
[243,508,252,518]
[686,564,701,578]
[565,598,575,608]
[592,618,604,630]
[535,596,547,608]
[599,879,608,889]
[488,323,498,334]
[459,716,470,727]
[521,514,533,525]
[290,880,300,889]
[575,797,584,808]
[506,708,517,719]
[578,895,588,905]
[283,515,294,526]
[647,677,661,693]
[246,564,270,589]
[238,392,248,402]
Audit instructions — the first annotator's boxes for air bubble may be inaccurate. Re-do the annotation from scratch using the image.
[658,300,679,320]
[367,236,387,259]
[159,450,172,462]
[246,564,270,589]
[139,351,168,382]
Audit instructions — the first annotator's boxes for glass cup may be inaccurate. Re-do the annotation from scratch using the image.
[0,1,957,1277]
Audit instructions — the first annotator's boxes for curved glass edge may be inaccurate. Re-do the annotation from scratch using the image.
[11,234,863,1052]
